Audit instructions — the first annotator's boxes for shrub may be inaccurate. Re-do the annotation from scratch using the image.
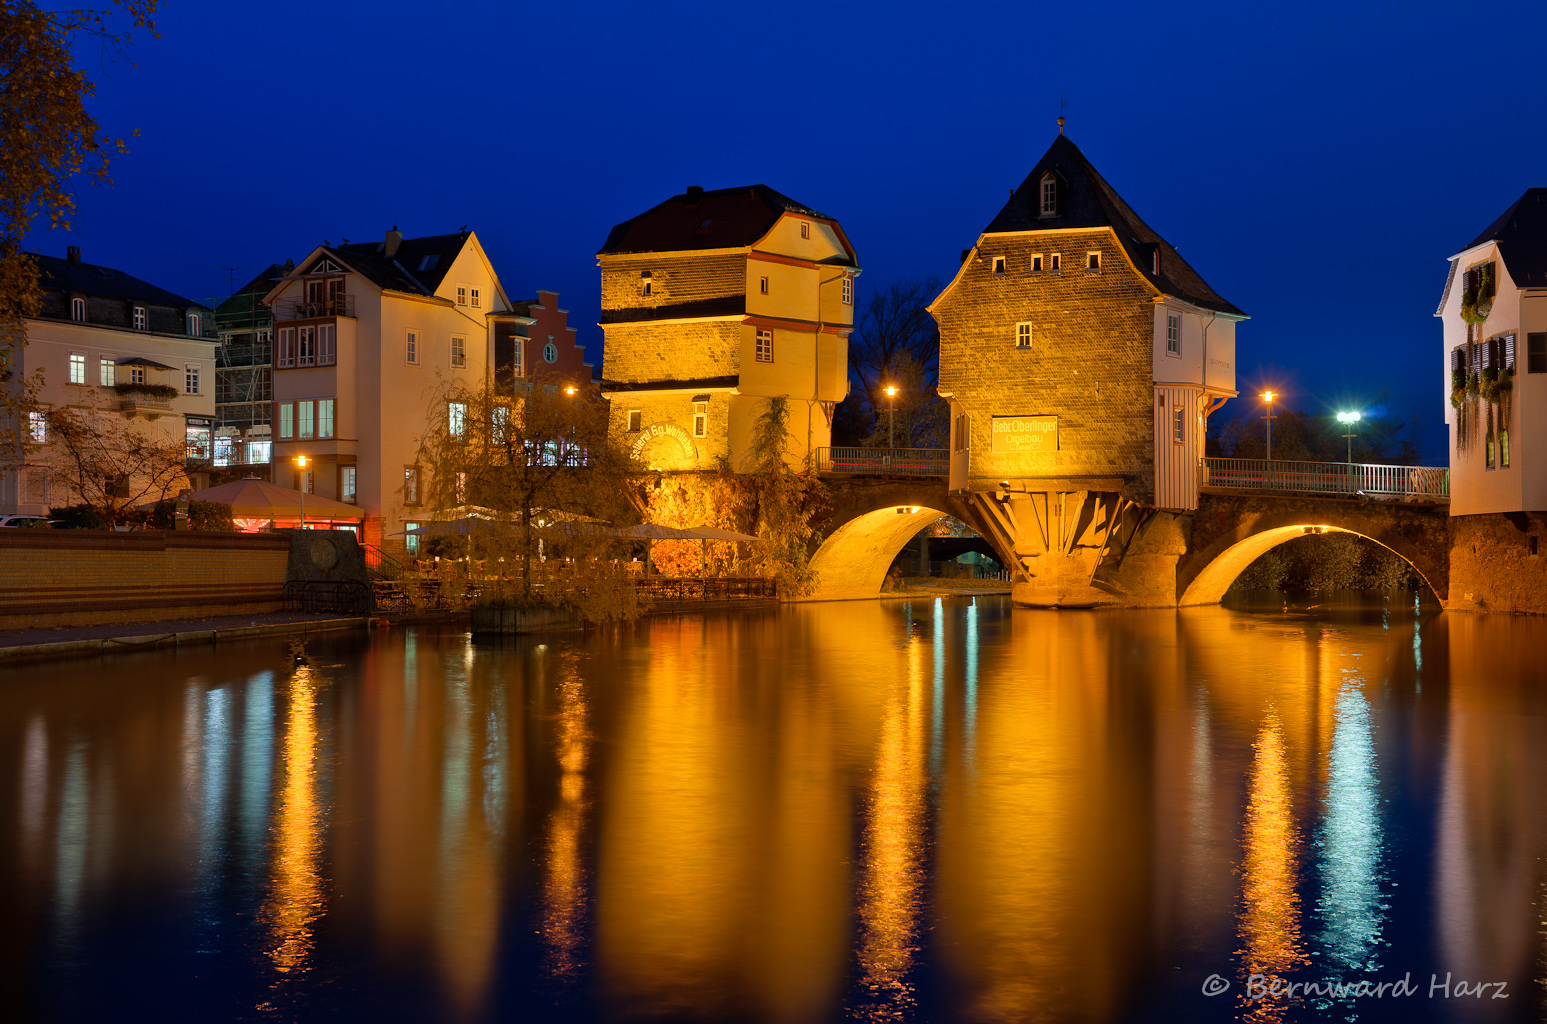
[113,382,181,401]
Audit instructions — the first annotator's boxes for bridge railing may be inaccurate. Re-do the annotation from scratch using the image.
[817,447,949,478]
[1201,458,1450,502]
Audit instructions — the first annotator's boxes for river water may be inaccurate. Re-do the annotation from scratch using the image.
[2,599,1544,1023]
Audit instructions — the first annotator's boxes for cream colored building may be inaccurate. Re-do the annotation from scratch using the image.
[263,229,518,554]
[597,185,859,471]
[2,247,216,515]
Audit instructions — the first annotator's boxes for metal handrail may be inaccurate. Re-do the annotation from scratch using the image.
[273,295,354,321]
[817,446,949,478]
[1201,457,1450,502]
[282,579,371,614]
[635,576,778,601]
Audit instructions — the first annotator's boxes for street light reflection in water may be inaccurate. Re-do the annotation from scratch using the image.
[2,599,1547,1023]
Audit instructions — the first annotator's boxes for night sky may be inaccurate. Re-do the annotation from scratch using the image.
[26,0,1547,463]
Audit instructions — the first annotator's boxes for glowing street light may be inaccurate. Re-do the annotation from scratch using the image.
[295,454,308,529]
[884,384,899,449]
[1260,390,1277,463]
[1337,410,1361,464]
[564,385,577,396]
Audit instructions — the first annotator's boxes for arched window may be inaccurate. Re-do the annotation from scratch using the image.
[1039,173,1057,216]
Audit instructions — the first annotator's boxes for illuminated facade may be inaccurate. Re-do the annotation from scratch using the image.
[597,185,859,471]
[4,247,217,515]
[1437,188,1547,515]
[263,228,515,551]
[930,133,1245,605]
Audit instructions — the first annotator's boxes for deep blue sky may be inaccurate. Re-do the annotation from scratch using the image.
[28,0,1547,463]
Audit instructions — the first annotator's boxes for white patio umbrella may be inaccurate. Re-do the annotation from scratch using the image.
[189,476,363,527]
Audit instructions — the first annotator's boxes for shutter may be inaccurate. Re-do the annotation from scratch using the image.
[1505,334,1515,370]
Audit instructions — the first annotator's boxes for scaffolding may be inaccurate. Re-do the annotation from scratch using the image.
[212,261,289,465]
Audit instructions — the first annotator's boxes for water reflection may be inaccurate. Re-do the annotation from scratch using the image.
[3,604,1547,1023]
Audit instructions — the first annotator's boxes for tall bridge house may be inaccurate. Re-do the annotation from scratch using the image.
[931,133,1246,606]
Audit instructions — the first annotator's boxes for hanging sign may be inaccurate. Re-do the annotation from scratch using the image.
[990,415,1058,453]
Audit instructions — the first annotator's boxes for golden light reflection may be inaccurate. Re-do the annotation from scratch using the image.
[541,654,590,981]
[261,667,323,975]
[1237,710,1307,1021]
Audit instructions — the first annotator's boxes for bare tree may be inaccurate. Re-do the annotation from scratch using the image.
[41,393,189,525]
[843,278,948,449]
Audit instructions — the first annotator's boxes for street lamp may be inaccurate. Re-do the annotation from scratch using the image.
[1260,390,1277,463]
[1336,411,1361,464]
[884,384,898,449]
[295,454,307,530]
[564,385,577,396]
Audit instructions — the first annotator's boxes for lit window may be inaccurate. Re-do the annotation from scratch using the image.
[28,411,47,443]
[404,521,422,555]
[627,409,641,433]
[69,353,86,385]
[469,287,480,308]
[755,329,773,363]
[511,338,524,377]
[406,329,419,365]
[841,276,852,305]
[341,466,356,503]
[1501,429,1510,467]
[1487,435,1496,469]
[404,467,421,505]
[1049,254,1061,272]
[760,276,769,294]
[1086,252,1100,271]
[800,221,810,239]
[454,471,467,503]
[1173,405,1185,444]
[456,285,467,306]
[1166,314,1180,355]
[279,403,294,438]
[448,401,466,438]
[132,306,146,330]
[318,324,335,366]
[188,312,201,335]
[992,256,1005,274]
[99,357,114,386]
[451,335,467,368]
[1031,255,1043,273]
[298,401,314,439]
[692,401,708,438]
[298,326,316,367]
[1040,173,1057,215]
[185,364,200,394]
[1015,323,1032,349]
[492,405,510,442]
[317,398,334,438]
[71,297,85,321]
[544,341,557,364]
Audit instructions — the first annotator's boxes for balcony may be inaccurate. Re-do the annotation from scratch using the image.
[273,295,354,321]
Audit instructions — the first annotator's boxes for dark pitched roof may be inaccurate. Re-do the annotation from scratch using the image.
[329,232,472,294]
[982,135,1244,317]
[1460,188,1547,288]
[599,185,836,255]
[217,262,293,317]
[600,375,739,393]
[599,296,747,325]
[31,252,209,311]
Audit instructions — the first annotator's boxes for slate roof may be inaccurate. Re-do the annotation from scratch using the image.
[327,232,471,295]
[1458,188,1547,288]
[32,252,209,311]
[599,185,839,256]
[982,135,1244,317]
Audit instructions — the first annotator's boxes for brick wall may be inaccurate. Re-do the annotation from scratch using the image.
[1449,512,1547,614]
[935,229,1156,503]
[601,254,745,311]
[611,393,728,469]
[0,530,291,628]
[601,321,743,382]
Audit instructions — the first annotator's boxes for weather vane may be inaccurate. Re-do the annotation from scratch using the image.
[1058,96,1066,135]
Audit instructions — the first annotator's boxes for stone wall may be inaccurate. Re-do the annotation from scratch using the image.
[0,530,291,628]
[600,321,743,382]
[600,254,745,311]
[611,392,729,470]
[934,229,1157,504]
[1449,512,1547,614]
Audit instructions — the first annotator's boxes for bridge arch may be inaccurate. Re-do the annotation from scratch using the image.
[801,478,975,601]
[1177,507,1448,606]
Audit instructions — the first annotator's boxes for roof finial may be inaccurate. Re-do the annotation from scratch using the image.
[1058,95,1066,135]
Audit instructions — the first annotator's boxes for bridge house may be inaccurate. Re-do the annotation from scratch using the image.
[929,133,1246,604]
[597,185,859,471]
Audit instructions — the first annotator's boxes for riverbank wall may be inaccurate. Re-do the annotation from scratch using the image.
[1447,512,1547,615]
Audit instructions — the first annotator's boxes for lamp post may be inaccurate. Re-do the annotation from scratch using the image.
[1336,411,1361,464]
[1260,390,1276,489]
[295,454,307,529]
[884,384,898,450]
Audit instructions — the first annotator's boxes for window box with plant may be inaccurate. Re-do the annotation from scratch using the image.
[1459,262,1494,326]
[113,382,180,401]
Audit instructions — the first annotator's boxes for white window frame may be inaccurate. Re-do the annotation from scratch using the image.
[1173,404,1186,444]
[450,334,467,369]
[469,287,480,308]
[1050,254,1061,272]
[298,326,317,367]
[340,465,357,504]
[627,409,642,433]
[317,398,335,438]
[992,256,1005,275]
[185,363,200,395]
[129,366,146,385]
[755,329,773,363]
[841,276,852,305]
[1040,173,1057,216]
[69,352,86,385]
[455,285,468,306]
[1166,313,1181,357]
[278,403,294,439]
[800,221,810,239]
[448,401,467,438]
[692,401,708,438]
[1015,322,1032,349]
[298,400,315,439]
[406,329,419,366]
[71,297,86,321]
[641,271,653,297]
[544,341,557,364]
[277,328,296,368]
[318,324,336,366]
[188,312,201,336]
[1086,252,1101,272]
[492,404,510,442]
[760,276,769,294]
[511,338,524,378]
[404,467,421,505]
[132,306,147,330]
[98,356,114,387]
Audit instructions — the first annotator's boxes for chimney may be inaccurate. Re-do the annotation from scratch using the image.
[685,185,704,206]
[67,245,81,263]
[384,226,403,258]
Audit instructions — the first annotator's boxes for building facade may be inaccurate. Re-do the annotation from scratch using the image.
[3,247,217,515]
[492,290,590,390]
[1437,188,1547,515]
[263,228,512,553]
[213,261,291,480]
[597,185,858,471]
[930,133,1245,605]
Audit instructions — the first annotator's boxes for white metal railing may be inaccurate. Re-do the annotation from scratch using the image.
[1201,458,1449,502]
[817,446,949,478]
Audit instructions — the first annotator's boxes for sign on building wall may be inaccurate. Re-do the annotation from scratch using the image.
[990,415,1058,454]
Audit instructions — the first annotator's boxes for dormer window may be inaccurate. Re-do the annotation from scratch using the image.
[187,312,201,336]
[991,256,1006,275]
[418,254,439,271]
[800,221,810,239]
[641,271,652,297]
[1039,173,1057,216]
[71,297,85,321]
[132,305,146,330]
[1151,249,1160,275]
[1086,252,1100,272]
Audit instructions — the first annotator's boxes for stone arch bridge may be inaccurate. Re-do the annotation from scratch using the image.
[806,479,1453,607]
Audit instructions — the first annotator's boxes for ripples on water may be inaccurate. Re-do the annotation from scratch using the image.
[1,598,1545,1023]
